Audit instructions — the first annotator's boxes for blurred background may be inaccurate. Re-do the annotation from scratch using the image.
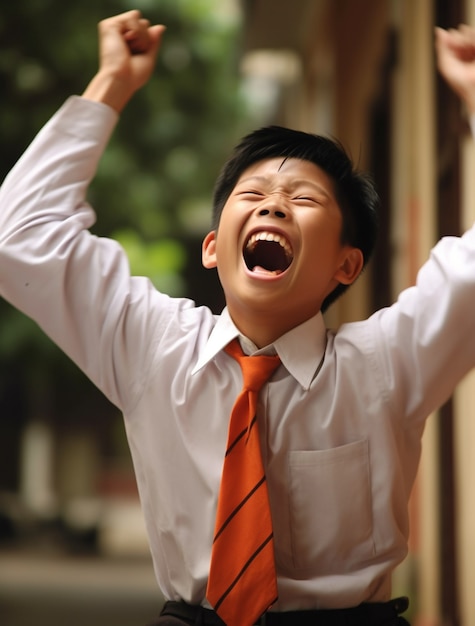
[1,0,475,625]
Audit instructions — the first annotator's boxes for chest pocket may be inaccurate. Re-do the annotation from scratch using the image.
[287,439,375,572]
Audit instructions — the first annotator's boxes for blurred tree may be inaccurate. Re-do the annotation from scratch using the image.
[0,0,249,491]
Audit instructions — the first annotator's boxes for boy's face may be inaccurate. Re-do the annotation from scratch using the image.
[202,157,363,346]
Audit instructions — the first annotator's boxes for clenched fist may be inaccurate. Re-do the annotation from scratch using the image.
[83,10,166,112]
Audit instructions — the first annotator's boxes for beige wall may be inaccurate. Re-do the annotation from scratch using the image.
[455,7,475,621]
[455,106,475,625]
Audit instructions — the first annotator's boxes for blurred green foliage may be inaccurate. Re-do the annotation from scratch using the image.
[0,0,250,449]
[0,0,248,237]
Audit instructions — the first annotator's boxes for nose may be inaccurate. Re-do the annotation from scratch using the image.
[258,207,287,219]
[256,192,290,219]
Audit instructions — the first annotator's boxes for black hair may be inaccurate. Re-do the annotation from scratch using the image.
[212,125,379,312]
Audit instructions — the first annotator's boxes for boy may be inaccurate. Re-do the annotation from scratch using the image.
[0,10,474,626]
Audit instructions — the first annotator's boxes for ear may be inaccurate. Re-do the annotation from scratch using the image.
[202,230,217,269]
[333,247,364,285]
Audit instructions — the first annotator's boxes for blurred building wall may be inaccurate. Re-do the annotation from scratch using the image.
[455,3,475,625]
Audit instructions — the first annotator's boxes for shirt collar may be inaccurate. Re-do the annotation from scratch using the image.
[192,308,240,375]
[192,307,327,390]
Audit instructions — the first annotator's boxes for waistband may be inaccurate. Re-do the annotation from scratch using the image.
[158,597,410,626]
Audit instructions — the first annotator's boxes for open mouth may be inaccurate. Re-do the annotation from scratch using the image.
[243,231,294,275]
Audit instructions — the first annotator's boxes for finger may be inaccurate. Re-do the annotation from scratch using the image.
[124,25,151,55]
[436,25,475,61]
[124,24,165,56]
[458,24,475,56]
[447,25,475,48]
[457,24,475,41]
[99,10,146,48]
[434,27,453,58]
[146,25,166,57]
[99,9,143,32]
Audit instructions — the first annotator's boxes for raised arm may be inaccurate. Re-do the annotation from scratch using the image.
[0,11,167,411]
[83,10,165,112]
[435,24,475,114]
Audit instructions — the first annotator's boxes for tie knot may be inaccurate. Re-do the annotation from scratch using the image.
[225,339,281,392]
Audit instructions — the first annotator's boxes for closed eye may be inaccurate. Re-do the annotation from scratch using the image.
[238,190,265,198]
[294,196,320,204]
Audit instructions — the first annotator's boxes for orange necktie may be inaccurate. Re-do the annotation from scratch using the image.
[206,339,281,626]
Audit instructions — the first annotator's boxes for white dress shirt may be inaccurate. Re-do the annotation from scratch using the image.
[1,96,475,611]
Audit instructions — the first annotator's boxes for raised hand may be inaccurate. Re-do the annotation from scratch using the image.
[83,10,166,112]
[435,24,475,114]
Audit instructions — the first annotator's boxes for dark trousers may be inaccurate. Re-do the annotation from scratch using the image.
[150,597,410,626]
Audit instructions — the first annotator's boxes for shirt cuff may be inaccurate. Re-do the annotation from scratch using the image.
[52,95,119,144]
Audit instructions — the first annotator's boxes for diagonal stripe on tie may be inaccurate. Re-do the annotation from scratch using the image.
[213,532,275,612]
[213,475,266,542]
[226,414,257,454]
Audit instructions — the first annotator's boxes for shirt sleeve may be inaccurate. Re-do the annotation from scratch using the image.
[0,96,171,412]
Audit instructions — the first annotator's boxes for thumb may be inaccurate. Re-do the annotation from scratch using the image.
[147,24,166,59]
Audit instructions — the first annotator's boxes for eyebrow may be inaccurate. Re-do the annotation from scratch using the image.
[236,175,333,200]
